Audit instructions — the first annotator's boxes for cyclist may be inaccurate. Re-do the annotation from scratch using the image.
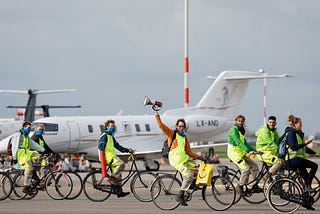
[255,116,284,180]
[31,124,57,155]
[31,123,58,187]
[227,115,262,194]
[10,121,44,195]
[285,114,318,193]
[154,109,204,206]
[98,119,133,198]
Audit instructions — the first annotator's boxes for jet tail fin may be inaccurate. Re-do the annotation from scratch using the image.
[196,70,292,120]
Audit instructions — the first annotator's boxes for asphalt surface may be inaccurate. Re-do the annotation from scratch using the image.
[0,158,319,214]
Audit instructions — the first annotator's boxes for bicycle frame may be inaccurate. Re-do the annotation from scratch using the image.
[92,153,151,194]
[229,161,269,187]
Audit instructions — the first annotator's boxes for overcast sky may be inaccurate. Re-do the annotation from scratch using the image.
[0,0,319,136]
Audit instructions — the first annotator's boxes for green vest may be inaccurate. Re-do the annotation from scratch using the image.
[20,135,29,149]
[98,133,118,169]
[227,131,246,163]
[168,134,195,176]
[287,133,305,160]
[17,135,33,169]
[39,138,44,147]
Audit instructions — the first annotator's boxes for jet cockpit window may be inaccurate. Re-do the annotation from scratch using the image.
[32,123,58,132]
[135,124,141,132]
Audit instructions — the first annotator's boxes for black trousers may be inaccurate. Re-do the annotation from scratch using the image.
[286,157,318,186]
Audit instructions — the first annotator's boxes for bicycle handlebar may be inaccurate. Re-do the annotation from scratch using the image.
[253,151,264,155]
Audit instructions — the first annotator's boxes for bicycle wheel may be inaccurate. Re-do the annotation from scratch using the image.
[11,172,28,200]
[227,171,242,204]
[64,171,83,200]
[83,170,111,202]
[45,171,73,200]
[150,174,181,210]
[11,172,39,200]
[242,182,266,204]
[0,172,13,201]
[9,170,24,200]
[202,175,235,211]
[267,177,302,213]
[310,176,320,202]
[130,171,157,202]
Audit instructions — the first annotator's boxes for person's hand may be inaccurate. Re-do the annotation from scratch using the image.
[198,156,205,161]
[248,151,256,155]
[153,106,159,114]
[128,148,135,154]
[305,139,313,145]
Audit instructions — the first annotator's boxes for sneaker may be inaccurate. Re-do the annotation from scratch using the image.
[117,191,130,198]
[22,186,34,196]
[252,184,263,193]
[302,204,315,211]
[175,194,188,206]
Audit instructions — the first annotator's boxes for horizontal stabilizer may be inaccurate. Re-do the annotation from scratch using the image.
[0,89,76,95]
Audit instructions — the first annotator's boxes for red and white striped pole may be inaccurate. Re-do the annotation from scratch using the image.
[184,0,189,108]
[259,69,267,124]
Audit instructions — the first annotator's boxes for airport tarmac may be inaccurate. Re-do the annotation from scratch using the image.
[0,158,319,214]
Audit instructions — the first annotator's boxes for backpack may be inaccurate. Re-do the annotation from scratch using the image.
[277,132,288,159]
[161,131,176,158]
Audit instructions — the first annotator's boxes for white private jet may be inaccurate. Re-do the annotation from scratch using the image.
[0,70,291,169]
[0,89,80,140]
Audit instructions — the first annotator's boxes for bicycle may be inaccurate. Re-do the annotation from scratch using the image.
[221,151,273,204]
[12,154,73,200]
[266,177,319,213]
[149,162,236,211]
[0,168,14,201]
[82,152,157,202]
[267,166,320,213]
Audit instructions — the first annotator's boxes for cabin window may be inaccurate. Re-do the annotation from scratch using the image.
[99,125,104,132]
[32,123,58,132]
[122,121,131,134]
[135,124,141,132]
[88,125,93,133]
[145,124,151,132]
[99,124,117,133]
